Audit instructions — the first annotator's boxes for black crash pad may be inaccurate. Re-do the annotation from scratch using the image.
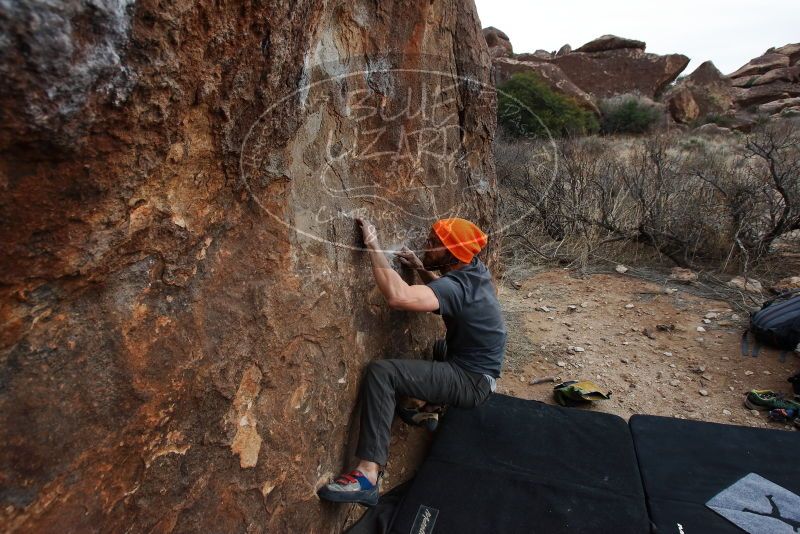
[386,394,650,534]
[630,414,800,533]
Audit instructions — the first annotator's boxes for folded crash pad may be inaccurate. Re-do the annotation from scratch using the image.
[630,414,800,534]
[386,394,650,534]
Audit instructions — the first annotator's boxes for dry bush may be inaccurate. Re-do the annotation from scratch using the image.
[496,120,800,272]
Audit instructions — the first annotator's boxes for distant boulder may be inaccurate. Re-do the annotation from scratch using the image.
[774,43,800,64]
[667,87,700,123]
[756,96,800,115]
[665,61,733,122]
[550,48,689,99]
[722,111,760,133]
[575,34,645,53]
[733,81,800,108]
[694,123,732,136]
[483,26,513,58]
[556,44,572,57]
[726,42,800,113]
[728,52,789,79]
[492,57,600,115]
[745,65,800,87]
[517,50,554,61]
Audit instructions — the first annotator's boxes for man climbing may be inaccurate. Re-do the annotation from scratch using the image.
[317,217,507,506]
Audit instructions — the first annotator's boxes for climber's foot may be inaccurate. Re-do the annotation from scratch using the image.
[317,470,379,507]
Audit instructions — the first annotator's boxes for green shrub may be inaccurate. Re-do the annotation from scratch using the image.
[599,96,661,134]
[497,72,599,138]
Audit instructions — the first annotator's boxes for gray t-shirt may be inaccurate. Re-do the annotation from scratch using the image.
[427,257,507,378]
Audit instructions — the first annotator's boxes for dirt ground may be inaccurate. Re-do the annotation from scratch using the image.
[496,269,800,430]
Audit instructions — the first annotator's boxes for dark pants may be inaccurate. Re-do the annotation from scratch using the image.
[355,339,492,465]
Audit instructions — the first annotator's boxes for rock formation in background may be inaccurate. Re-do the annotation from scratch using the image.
[574,34,645,54]
[555,44,572,58]
[664,61,733,124]
[484,28,800,130]
[483,26,513,58]
[728,43,800,115]
[485,31,688,114]
[0,1,497,532]
[492,58,600,115]
[548,36,689,99]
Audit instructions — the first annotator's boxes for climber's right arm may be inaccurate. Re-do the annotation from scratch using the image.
[356,218,440,313]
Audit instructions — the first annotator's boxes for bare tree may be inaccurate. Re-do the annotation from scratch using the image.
[495,119,800,271]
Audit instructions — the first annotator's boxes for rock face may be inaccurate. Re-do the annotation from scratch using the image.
[728,52,790,79]
[667,87,700,123]
[549,48,689,99]
[728,43,800,113]
[483,26,513,58]
[733,81,800,107]
[757,96,800,115]
[665,61,733,123]
[743,65,800,87]
[773,43,800,64]
[0,1,497,533]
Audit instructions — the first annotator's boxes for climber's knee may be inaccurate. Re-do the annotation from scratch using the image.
[364,359,393,387]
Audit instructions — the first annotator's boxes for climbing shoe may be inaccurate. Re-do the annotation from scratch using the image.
[317,470,379,507]
[744,389,800,411]
[397,406,439,432]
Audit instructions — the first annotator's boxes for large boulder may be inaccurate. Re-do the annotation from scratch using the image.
[745,65,800,86]
[575,34,645,53]
[517,50,555,61]
[556,44,572,57]
[771,43,800,66]
[733,81,800,107]
[728,52,790,79]
[483,26,513,58]
[550,48,690,99]
[667,87,700,123]
[665,61,733,122]
[0,1,497,532]
[756,96,800,115]
[492,57,600,114]
[727,42,800,113]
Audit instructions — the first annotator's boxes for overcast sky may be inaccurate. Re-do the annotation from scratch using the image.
[474,0,800,75]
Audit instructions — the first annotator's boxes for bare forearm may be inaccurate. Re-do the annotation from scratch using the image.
[366,242,409,301]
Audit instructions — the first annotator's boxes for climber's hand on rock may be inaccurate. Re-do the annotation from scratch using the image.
[355,217,379,248]
[396,246,424,270]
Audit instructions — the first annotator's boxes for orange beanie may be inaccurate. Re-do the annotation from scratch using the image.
[432,218,488,263]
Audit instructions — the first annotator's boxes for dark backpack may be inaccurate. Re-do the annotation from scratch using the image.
[742,292,800,360]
